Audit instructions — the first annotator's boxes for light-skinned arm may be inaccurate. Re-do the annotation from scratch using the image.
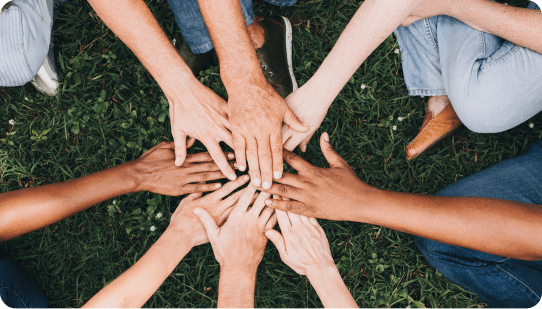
[0,142,235,242]
[86,0,237,179]
[262,134,542,261]
[197,0,309,190]
[401,0,542,54]
[194,186,277,307]
[281,0,422,151]
[266,211,358,308]
[83,175,251,308]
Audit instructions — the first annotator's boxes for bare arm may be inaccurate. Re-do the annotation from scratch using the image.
[83,175,250,308]
[263,134,542,261]
[403,0,542,54]
[0,142,233,242]
[86,0,236,178]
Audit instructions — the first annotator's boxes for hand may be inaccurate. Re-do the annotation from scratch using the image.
[132,141,236,196]
[193,186,277,271]
[265,211,334,275]
[168,81,237,181]
[262,133,377,221]
[229,80,309,190]
[167,175,251,247]
[281,85,330,152]
[401,0,452,26]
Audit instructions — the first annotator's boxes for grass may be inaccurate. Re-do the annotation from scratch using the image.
[1,0,541,307]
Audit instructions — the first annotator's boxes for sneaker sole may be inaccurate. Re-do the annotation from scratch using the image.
[280,16,298,92]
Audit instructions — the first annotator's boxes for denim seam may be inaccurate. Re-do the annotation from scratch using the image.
[0,287,28,308]
[264,0,297,6]
[478,30,485,58]
[495,264,541,301]
[479,45,521,71]
[423,18,439,54]
[190,42,213,54]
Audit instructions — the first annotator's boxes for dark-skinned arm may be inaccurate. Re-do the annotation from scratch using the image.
[262,133,542,261]
[0,142,234,242]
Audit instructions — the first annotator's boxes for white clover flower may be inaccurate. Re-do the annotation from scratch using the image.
[24,97,28,101]
[398,117,403,122]
[172,38,177,46]
[156,213,162,219]
[529,123,534,128]
[9,119,14,126]
[392,126,397,131]
[112,200,116,204]
[150,226,156,232]
[394,49,400,54]
[360,84,366,90]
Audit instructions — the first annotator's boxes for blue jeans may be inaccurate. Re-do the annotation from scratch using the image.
[414,139,542,308]
[167,0,298,54]
[0,0,54,86]
[393,1,542,133]
[0,256,48,308]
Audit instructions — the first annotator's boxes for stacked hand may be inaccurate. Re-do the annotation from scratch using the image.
[131,141,237,196]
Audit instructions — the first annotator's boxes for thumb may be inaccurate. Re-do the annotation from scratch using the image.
[265,230,286,255]
[320,132,347,168]
[174,134,188,167]
[193,208,219,239]
[283,107,309,133]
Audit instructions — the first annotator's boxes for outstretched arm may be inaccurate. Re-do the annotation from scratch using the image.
[281,0,421,151]
[0,142,234,241]
[266,211,357,308]
[402,0,542,54]
[86,0,236,178]
[263,134,542,261]
[83,175,251,308]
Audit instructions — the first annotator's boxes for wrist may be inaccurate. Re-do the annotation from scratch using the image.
[306,262,341,285]
[221,61,267,91]
[221,261,259,276]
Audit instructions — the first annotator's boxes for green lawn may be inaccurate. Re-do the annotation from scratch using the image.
[1,0,540,307]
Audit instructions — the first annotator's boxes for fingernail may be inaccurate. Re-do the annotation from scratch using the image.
[215,183,221,188]
[193,208,202,215]
[265,199,272,205]
[234,163,238,168]
[175,157,182,166]
[323,132,329,142]
[254,178,261,186]
[301,144,307,152]
[243,175,250,181]
[239,165,246,171]
[254,193,259,199]
[263,181,270,189]
[228,153,235,159]
[274,172,280,179]
[229,173,237,180]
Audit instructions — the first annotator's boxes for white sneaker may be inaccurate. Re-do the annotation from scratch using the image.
[30,44,58,96]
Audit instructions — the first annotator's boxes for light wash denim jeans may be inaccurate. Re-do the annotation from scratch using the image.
[414,139,542,308]
[0,0,54,87]
[167,0,298,54]
[394,1,542,133]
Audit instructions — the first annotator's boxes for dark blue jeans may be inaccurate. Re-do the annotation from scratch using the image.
[0,256,48,308]
[414,139,542,308]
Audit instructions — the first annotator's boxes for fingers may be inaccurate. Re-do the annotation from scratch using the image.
[185,152,220,164]
[320,132,348,168]
[283,107,310,133]
[193,208,219,239]
[174,134,188,167]
[261,182,304,201]
[257,137,273,190]
[233,132,247,172]
[245,138,261,188]
[265,212,277,230]
[251,192,271,218]
[275,209,292,230]
[204,140,237,180]
[178,192,203,206]
[187,159,236,174]
[308,216,320,227]
[182,182,223,193]
[230,185,257,217]
[264,199,310,216]
[265,229,286,256]
[282,149,315,172]
[186,171,232,183]
[299,139,309,153]
[212,174,250,200]
[270,133,283,181]
[258,206,275,228]
[186,137,196,149]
